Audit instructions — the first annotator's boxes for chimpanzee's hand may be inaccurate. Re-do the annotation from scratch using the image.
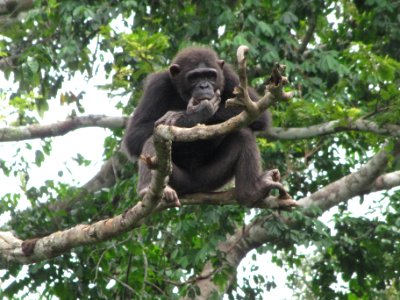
[155,90,221,127]
[155,111,186,126]
[186,89,221,123]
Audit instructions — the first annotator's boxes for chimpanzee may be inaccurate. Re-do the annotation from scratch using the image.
[123,47,282,207]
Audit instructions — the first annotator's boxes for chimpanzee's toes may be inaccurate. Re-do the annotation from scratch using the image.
[261,169,281,182]
[163,186,181,207]
[277,198,298,210]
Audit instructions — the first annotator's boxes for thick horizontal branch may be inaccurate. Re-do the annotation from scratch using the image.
[0,115,128,142]
[157,190,295,211]
[364,170,400,194]
[0,202,148,265]
[1,116,398,143]
[262,119,400,140]
[298,142,399,211]
[0,191,297,266]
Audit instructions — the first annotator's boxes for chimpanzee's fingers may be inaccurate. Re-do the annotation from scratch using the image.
[210,89,221,111]
[212,89,221,104]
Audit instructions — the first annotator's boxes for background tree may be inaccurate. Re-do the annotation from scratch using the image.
[0,0,400,299]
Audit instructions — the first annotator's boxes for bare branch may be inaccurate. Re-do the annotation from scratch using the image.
[0,115,128,142]
[1,115,398,143]
[225,45,258,113]
[298,9,317,55]
[156,169,400,211]
[261,119,400,140]
[367,171,400,193]
[0,203,148,265]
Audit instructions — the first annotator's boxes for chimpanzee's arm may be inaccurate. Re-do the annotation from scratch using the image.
[124,71,176,158]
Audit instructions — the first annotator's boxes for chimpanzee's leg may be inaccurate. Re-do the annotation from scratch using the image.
[173,128,284,206]
[167,129,257,199]
[138,137,185,206]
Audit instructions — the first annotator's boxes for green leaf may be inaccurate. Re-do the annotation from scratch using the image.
[35,150,45,167]
[27,57,39,74]
[258,21,274,37]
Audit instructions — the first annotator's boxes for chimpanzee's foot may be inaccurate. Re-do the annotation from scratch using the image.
[139,185,181,207]
[263,169,281,182]
[163,186,181,207]
[276,197,298,209]
[254,195,298,210]
[260,169,291,199]
[260,169,297,208]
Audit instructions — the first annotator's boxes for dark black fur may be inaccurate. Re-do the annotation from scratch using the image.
[124,47,274,206]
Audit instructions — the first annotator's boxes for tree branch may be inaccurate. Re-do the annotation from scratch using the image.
[298,9,317,55]
[0,115,128,142]
[366,171,400,193]
[1,116,398,143]
[261,119,400,140]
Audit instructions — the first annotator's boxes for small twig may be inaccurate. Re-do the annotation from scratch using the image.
[164,265,223,287]
[123,253,133,300]
[108,275,140,297]
[144,280,167,296]
[298,9,317,55]
[140,238,148,300]
[226,46,258,115]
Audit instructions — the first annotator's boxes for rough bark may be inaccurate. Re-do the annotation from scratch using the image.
[0,115,128,142]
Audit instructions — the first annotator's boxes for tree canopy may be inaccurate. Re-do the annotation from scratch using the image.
[0,0,399,299]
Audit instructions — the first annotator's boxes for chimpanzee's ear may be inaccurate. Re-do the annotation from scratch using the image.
[217,60,225,69]
[169,64,181,77]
